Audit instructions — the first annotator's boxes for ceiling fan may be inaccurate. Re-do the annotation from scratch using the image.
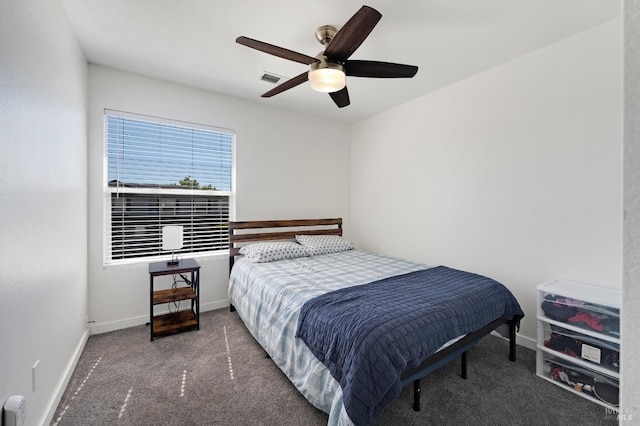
[236,5,418,108]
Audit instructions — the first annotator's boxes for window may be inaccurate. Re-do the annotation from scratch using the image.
[104,110,234,266]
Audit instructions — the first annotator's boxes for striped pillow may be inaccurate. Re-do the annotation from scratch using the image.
[239,241,309,263]
[295,234,353,256]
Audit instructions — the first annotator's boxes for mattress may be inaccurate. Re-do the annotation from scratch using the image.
[228,249,431,425]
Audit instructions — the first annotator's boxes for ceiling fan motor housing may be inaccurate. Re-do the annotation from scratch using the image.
[315,25,338,46]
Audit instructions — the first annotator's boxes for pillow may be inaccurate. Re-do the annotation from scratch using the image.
[295,234,353,256]
[239,241,309,263]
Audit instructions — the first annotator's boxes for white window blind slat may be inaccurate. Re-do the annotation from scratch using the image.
[104,110,234,265]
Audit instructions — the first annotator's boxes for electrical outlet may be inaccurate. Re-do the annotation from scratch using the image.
[3,395,27,426]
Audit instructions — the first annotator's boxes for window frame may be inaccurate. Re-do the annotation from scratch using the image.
[102,109,235,268]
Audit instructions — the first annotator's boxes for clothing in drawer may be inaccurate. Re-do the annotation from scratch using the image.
[543,324,619,372]
[541,294,619,338]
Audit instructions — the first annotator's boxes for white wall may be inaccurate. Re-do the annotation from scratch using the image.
[351,19,622,345]
[622,0,640,418]
[87,65,351,333]
[0,1,88,425]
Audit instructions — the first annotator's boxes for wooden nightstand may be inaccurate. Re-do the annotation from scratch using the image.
[148,258,200,341]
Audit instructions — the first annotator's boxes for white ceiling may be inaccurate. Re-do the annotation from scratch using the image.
[61,0,620,124]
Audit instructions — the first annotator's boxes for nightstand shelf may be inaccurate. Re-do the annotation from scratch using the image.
[148,258,200,341]
[153,287,197,305]
[152,310,198,337]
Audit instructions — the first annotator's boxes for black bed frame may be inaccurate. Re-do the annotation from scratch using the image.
[228,218,518,412]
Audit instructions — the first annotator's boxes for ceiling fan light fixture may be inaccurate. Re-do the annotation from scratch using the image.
[308,60,346,93]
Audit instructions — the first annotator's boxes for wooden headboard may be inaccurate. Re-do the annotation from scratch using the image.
[228,218,343,270]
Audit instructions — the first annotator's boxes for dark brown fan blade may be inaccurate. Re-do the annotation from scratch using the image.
[345,60,418,78]
[262,71,309,98]
[323,6,382,62]
[329,86,350,108]
[236,36,319,65]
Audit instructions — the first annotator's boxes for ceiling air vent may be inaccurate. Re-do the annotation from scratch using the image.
[260,72,282,84]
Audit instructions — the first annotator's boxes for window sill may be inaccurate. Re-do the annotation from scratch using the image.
[103,250,229,270]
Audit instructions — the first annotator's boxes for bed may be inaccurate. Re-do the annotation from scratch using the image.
[227,218,524,426]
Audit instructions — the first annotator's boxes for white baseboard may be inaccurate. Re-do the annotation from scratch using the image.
[516,333,537,351]
[489,330,537,351]
[89,299,230,335]
[200,299,231,313]
[43,328,89,426]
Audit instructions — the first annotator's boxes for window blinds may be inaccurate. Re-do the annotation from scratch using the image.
[104,110,233,264]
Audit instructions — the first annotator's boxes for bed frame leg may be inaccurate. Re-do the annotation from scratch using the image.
[509,320,516,362]
[461,351,468,379]
[413,379,421,411]
[229,304,236,312]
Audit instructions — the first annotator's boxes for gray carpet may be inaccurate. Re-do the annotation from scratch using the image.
[52,309,617,426]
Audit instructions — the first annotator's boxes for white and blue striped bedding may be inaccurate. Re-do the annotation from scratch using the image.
[228,249,428,426]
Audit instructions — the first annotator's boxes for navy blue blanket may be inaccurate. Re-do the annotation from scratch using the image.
[295,266,524,426]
